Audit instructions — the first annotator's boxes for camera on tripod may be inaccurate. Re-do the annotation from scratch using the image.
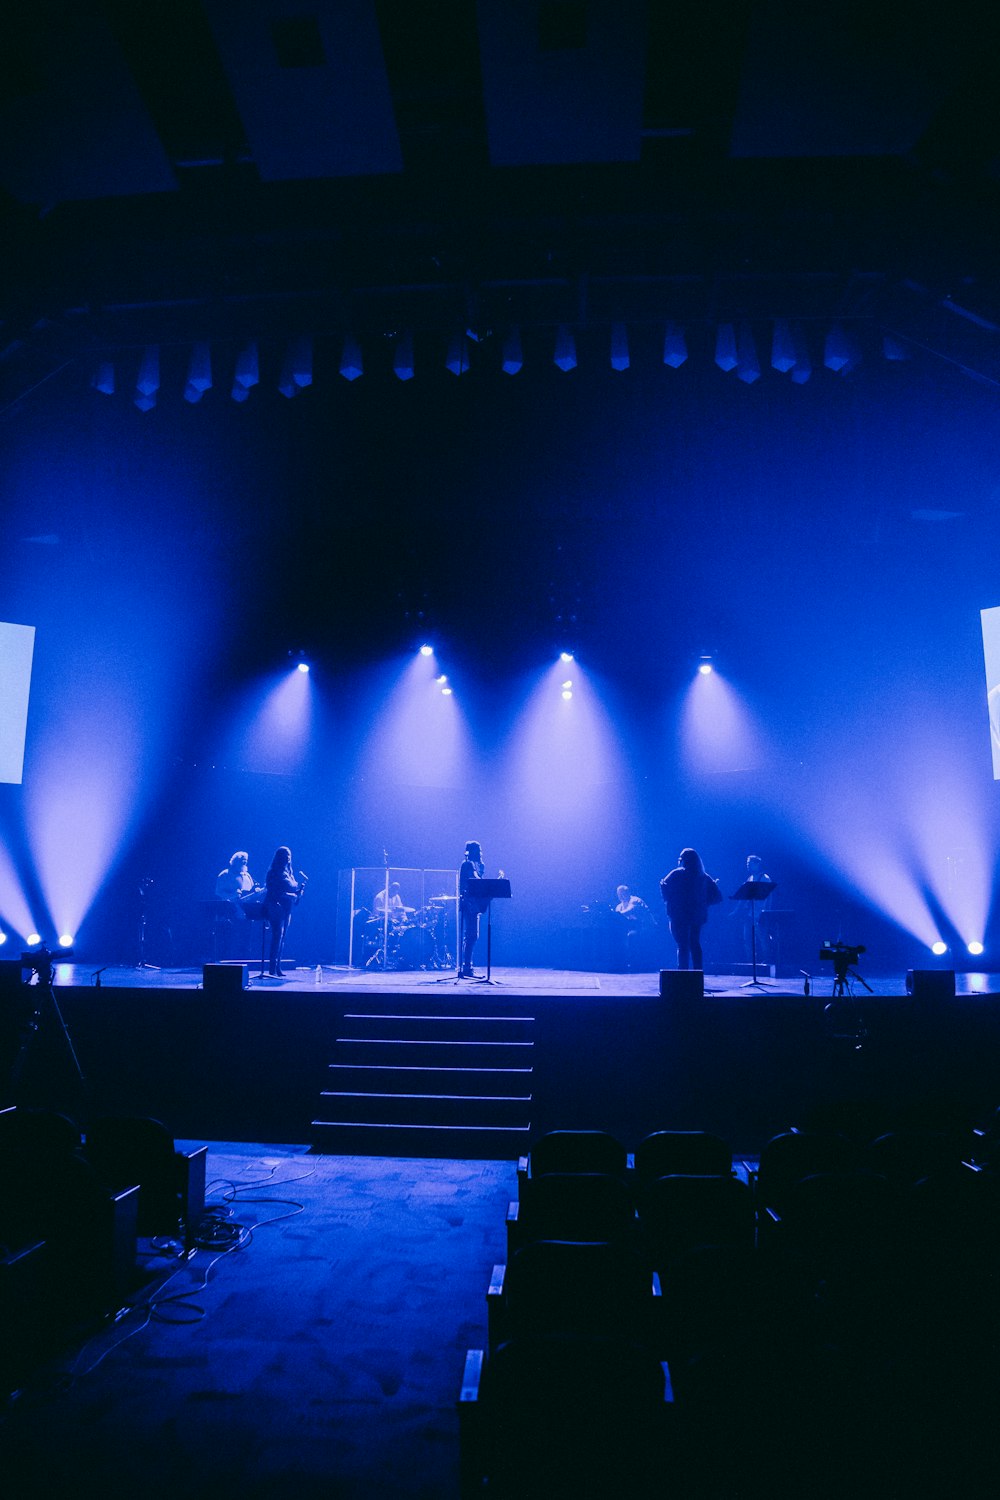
[20,945,73,981]
[819,941,865,967]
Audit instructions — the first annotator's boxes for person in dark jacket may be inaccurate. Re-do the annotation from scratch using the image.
[264,845,304,977]
[659,848,723,970]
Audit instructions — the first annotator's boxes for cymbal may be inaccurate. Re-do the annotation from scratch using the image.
[430,895,458,902]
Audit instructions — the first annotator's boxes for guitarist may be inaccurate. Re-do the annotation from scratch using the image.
[264,846,306,977]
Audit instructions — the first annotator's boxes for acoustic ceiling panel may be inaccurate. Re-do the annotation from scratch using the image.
[0,2,176,206]
[203,0,402,181]
[730,0,969,159]
[477,0,647,166]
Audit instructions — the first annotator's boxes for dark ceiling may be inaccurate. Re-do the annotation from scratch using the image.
[2,0,1000,413]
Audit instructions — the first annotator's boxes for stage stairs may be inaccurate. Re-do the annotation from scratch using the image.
[311,1000,535,1158]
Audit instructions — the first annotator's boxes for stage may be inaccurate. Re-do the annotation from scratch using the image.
[46,961,1000,1000]
[4,961,997,1157]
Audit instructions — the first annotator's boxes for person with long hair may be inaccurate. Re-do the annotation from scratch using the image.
[264,845,304,978]
[659,848,723,970]
[458,839,485,977]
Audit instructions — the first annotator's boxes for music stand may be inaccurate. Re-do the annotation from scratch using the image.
[731,879,777,990]
[241,899,270,984]
[468,880,512,986]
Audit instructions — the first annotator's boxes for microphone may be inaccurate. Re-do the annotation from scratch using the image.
[298,871,309,883]
[93,964,110,989]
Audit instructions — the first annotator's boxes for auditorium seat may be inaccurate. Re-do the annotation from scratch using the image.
[459,1335,673,1499]
[487,1238,661,1354]
[84,1115,207,1246]
[639,1173,755,1270]
[863,1128,970,1188]
[518,1129,628,1186]
[0,1103,81,1155]
[633,1129,733,1183]
[507,1172,634,1257]
[754,1129,858,1227]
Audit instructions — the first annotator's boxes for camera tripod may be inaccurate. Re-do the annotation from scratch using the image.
[10,948,86,1094]
[830,954,874,999]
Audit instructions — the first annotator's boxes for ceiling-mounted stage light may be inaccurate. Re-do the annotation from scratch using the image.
[340,333,363,381]
[882,333,909,362]
[714,323,737,372]
[824,322,858,374]
[967,940,984,956]
[446,331,470,376]
[290,337,312,389]
[931,940,948,956]
[136,345,159,397]
[393,331,415,381]
[790,323,812,385]
[610,322,629,372]
[560,651,574,663]
[553,325,577,373]
[234,341,259,390]
[662,321,687,369]
[92,361,115,395]
[419,644,433,657]
[736,323,761,384]
[502,326,523,375]
[187,342,212,394]
[771,319,796,373]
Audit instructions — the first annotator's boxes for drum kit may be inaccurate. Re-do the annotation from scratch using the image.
[359,896,458,971]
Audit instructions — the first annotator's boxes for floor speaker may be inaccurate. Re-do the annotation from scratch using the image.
[905,969,955,1001]
[203,963,248,996]
[659,969,704,1001]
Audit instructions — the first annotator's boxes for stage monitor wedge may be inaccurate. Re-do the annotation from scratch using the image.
[905,969,956,1001]
[660,970,704,1002]
[203,963,248,997]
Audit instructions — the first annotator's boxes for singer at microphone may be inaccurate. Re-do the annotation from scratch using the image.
[263,845,305,979]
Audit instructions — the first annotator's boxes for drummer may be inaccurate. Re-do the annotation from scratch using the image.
[373,881,408,922]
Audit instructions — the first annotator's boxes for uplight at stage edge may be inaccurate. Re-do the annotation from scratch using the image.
[0,622,35,785]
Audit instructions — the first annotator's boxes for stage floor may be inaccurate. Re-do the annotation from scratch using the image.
[52,962,1000,1000]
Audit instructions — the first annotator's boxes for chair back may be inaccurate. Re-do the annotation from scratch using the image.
[640,1174,754,1267]
[518,1172,634,1244]
[529,1129,627,1179]
[634,1130,732,1181]
[756,1130,857,1211]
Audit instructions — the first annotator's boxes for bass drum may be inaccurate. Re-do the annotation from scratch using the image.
[397,925,434,970]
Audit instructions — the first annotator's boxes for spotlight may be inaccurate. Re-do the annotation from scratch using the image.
[967,940,985,956]
[562,680,573,689]
[441,686,453,696]
[436,675,448,685]
[58,933,74,948]
[26,933,41,946]
[419,645,433,657]
[698,655,713,675]
[931,940,948,956]
[296,662,310,674]
[561,689,573,700]
[0,931,6,945]
[560,652,574,663]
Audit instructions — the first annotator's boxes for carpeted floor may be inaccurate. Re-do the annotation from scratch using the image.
[2,1145,515,1499]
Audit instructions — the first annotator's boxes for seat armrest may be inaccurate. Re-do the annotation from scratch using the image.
[178,1145,208,1249]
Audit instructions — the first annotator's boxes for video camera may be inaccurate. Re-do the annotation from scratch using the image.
[819,941,866,966]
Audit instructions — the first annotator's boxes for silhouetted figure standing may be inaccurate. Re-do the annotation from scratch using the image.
[660,848,723,970]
